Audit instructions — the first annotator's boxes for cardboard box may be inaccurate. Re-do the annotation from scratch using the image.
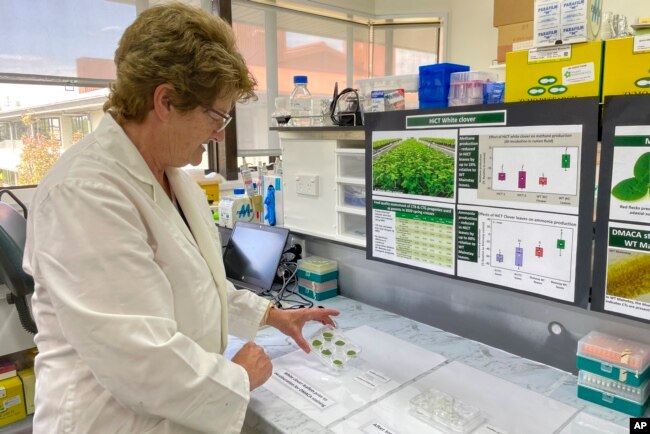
[603,37,650,99]
[505,41,603,102]
[0,376,27,428]
[17,369,34,415]
[497,21,534,64]
[494,0,535,27]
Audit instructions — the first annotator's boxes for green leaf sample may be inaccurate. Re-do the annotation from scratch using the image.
[633,152,650,185]
[612,177,648,201]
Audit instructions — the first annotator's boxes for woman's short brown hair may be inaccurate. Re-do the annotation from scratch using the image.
[104,2,256,124]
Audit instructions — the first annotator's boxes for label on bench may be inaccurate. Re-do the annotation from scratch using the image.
[273,369,335,409]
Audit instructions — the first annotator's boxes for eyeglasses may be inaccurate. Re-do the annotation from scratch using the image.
[203,106,232,132]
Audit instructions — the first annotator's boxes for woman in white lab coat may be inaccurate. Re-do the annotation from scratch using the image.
[22,4,338,433]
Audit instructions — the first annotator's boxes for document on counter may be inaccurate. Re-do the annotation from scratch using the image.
[330,361,578,434]
[263,325,446,427]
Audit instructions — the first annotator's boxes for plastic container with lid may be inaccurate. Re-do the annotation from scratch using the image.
[297,256,338,282]
[355,74,419,112]
[418,63,470,108]
[577,370,650,417]
[298,278,338,301]
[447,71,498,107]
[289,75,312,127]
[409,388,485,433]
[576,331,650,387]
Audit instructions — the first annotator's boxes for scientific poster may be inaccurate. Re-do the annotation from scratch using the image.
[365,99,598,306]
[593,95,650,323]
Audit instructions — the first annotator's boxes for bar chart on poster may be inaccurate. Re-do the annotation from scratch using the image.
[457,125,583,213]
[489,146,579,195]
[456,205,578,301]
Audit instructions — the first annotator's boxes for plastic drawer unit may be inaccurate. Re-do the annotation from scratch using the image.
[576,331,650,387]
[577,370,650,417]
[337,151,365,179]
[340,183,366,208]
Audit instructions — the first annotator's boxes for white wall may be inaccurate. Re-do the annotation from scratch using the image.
[606,0,649,20]
[374,0,499,77]
[445,0,498,72]
[374,0,648,82]
[374,0,450,17]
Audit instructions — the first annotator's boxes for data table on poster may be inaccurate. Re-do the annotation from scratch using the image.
[395,215,454,267]
[372,199,455,275]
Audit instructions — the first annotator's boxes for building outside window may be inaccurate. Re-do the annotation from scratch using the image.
[0,0,440,187]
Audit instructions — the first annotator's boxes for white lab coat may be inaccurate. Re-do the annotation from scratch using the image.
[23,114,270,434]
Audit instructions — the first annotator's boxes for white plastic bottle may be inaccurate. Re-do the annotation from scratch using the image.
[289,75,312,127]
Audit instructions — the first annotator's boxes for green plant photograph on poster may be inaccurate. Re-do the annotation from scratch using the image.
[372,132,456,199]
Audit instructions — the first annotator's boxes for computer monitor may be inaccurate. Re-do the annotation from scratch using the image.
[223,222,290,294]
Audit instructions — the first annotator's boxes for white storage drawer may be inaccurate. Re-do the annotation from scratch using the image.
[337,151,365,179]
[339,212,366,239]
[339,183,366,208]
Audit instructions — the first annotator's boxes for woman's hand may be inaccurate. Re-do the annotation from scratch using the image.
[231,341,272,390]
[266,307,339,353]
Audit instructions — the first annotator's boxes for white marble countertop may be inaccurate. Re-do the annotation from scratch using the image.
[225,296,637,434]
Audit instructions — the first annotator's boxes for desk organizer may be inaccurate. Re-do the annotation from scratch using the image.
[577,370,650,417]
[409,388,485,433]
[309,326,360,372]
[576,331,650,387]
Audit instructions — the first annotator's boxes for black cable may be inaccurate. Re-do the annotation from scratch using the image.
[268,258,313,309]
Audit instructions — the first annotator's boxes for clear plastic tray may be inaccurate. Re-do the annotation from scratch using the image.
[309,326,361,372]
[409,388,485,433]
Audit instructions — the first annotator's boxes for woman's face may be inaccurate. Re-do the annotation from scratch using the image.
[166,97,233,167]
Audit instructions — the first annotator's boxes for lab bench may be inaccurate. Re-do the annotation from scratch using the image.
[227,296,635,434]
[1,296,637,433]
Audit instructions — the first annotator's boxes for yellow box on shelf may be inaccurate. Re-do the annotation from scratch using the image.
[603,37,650,99]
[17,368,35,415]
[505,40,603,102]
[0,376,27,428]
